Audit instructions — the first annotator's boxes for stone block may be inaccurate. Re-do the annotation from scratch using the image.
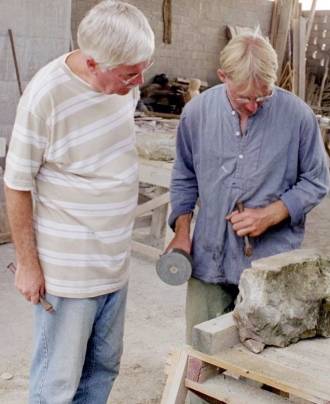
[192,312,240,354]
[233,249,330,353]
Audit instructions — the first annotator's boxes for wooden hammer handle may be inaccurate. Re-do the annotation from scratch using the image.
[236,202,253,257]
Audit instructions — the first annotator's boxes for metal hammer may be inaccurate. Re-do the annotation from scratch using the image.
[7,262,54,313]
[236,202,253,257]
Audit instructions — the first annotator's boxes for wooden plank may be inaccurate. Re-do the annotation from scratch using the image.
[186,373,290,404]
[131,240,161,260]
[139,158,172,188]
[188,343,330,403]
[136,192,170,217]
[160,349,188,404]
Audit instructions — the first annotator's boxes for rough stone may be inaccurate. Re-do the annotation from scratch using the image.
[233,249,330,353]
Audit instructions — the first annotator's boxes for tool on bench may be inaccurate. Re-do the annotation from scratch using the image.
[7,262,54,313]
[156,249,192,286]
[236,202,253,257]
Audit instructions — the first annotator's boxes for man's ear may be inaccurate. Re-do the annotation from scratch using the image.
[86,58,98,74]
[217,69,226,83]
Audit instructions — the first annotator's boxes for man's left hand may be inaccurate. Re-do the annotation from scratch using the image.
[226,200,289,237]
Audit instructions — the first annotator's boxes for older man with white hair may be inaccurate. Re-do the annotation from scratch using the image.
[166,32,330,353]
[4,1,154,403]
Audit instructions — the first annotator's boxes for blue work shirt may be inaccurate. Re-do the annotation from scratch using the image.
[168,84,330,285]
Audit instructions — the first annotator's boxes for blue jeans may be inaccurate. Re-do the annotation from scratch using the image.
[29,285,128,404]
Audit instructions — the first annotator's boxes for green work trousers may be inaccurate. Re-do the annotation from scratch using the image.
[185,277,239,404]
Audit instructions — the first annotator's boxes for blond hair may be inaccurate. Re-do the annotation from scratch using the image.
[219,32,278,91]
[77,0,154,69]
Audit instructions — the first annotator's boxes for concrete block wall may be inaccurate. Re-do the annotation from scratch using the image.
[0,0,72,147]
[71,0,273,85]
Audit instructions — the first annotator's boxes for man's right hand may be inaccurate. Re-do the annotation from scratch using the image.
[164,212,192,254]
[164,234,192,255]
[15,262,45,304]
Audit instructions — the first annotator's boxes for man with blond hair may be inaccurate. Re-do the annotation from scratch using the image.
[4,1,154,402]
[166,32,329,355]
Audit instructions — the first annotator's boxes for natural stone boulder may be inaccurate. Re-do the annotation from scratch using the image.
[233,249,330,353]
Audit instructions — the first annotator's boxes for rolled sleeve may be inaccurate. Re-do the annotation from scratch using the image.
[168,114,198,230]
[280,112,330,225]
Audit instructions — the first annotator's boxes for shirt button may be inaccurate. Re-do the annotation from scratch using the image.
[235,131,240,136]
[238,154,244,159]
[232,110,235,115]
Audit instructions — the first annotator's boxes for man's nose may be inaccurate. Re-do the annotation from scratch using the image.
[245,100,258,114]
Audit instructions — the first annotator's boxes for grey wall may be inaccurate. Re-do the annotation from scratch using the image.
[72,0,273,85]
[0,0,72,145]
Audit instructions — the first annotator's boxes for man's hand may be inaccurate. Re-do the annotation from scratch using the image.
[15,262,45,304]
[164,212,192,254]
[165,233,192,255]
[226,200,289,237]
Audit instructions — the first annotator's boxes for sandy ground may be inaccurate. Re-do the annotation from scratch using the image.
[0,196,329,403]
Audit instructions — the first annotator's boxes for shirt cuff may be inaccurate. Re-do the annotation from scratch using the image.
[168,209,194,231]
[280,193,304,226]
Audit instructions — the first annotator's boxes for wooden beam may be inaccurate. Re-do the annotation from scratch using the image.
[162,0,172,44]
[131,240,161,260]
[136,192,170,217]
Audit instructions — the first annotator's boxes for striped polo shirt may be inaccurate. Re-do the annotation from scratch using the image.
[5,52,139,298]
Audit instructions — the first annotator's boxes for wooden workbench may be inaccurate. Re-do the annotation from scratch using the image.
[162,324,330,403]
[132,158,174,259]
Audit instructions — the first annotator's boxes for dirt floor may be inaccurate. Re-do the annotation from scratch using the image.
[0,196,329,404]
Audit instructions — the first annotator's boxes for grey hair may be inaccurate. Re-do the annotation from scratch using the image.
[219,30,278,90]
[77,0,155,69]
